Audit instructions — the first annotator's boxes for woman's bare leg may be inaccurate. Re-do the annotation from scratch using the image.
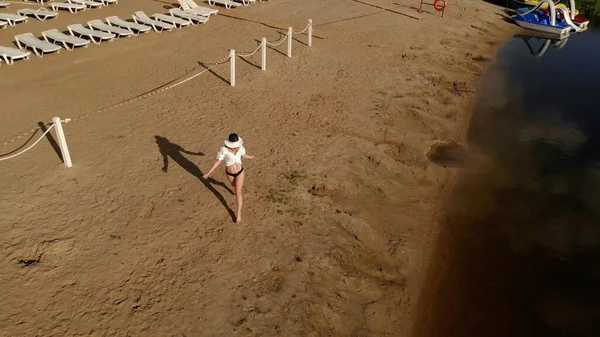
[226,174,236,193]
[234,171,245,223]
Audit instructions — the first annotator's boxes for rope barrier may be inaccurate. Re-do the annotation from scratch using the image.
[293,21,311,34]
[266,31,290,47]
[0,54,232,149]
[0,56,231,149]
[1,122,52,148]
[0,124,55,161]
[201,54,233,67]
[0,18,315,162]
[73,54,232,123]
[235,43,263,58]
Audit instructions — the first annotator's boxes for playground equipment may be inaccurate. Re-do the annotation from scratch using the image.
[512,0,571,38]
[511,0,580,15]
[513,0,588,36]
[539,0,589,30]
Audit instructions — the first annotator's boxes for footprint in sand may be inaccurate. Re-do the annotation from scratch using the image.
[440,38,479,51]
[426,140,469,168]
[470,24,490,34]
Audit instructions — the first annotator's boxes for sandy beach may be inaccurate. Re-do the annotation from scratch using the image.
[1,0,516,335]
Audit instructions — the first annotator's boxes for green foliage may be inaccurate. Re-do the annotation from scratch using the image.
[578,0,600,17]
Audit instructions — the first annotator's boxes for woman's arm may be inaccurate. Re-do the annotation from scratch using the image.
[202,160,222,179]
[242,154,255,159]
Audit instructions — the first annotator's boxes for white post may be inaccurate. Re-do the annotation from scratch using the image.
[229,49,235,87]
[261,37,266,71]
[287,27,292,58]
[52,117,72,168]
[308,19,313,47]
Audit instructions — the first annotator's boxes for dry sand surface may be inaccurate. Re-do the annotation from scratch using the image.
[1,0,517,335]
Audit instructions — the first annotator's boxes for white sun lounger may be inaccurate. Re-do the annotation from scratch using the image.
[232,0,256,5]
[97,0,117,4]
[51,2,86,13]
[17,8,59,21]
[206,0,242,9]
[0,13,28,26]
[169,9,209,24]
[42,29,89,50]
[68,24,115,44]
[178,0,218,16]
[0,2,9,8]
[132,11,175,32]
[152,13,192,28]
[0,21,6,29]
[88,19,133,37]
[14,33,61,57]
[106,16,152,34]
[0,46,30,65]
[68,0,103,9]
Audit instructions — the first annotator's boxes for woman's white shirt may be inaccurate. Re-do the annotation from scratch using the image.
[217,146,246,166]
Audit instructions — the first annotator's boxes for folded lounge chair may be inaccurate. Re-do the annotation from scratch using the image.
[106,16,152,34]
[68,24,115,44]
[169,8,209,24]
[206,0,242,9]
[178,0,218,16]
[132,11,175,32]
[41,29,89,50]
[88,19,133,37]
[14,33,61,57]
[0,46,30,65]
[0,2,9,8]
[17,8,59,21]
[152,13,192,28]
[0,13,28,26]
[68,0,103,8]
[51,2,86,13]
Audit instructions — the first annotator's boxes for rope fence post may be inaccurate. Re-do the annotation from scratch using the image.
[261,37,267,71]
[230,49,235,87]
[287,27,292,58]
[308,19,313,47]
[52,116,72,168]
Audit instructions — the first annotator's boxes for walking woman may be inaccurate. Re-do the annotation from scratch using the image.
[203,133,254,223]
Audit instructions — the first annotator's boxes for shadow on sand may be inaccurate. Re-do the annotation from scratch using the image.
[155,136,236,221]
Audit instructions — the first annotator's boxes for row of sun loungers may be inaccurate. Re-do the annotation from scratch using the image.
[46,0,118,13]
[89,19,134,37]
[0,0,118,28]
[0,0,266,66]
[0,0,220,28]
[208,0,242,9]
[179,0,220,15]
[19,7,59,20]
[0,0,119,7]
[0,8,217,64]
[204,0,270,9]
[51,0,117,13]
[0,9,60,27]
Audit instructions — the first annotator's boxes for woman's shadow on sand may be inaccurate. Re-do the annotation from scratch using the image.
[155,136,236,221]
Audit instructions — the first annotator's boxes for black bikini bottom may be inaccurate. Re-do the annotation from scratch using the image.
[226,167,244,178]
